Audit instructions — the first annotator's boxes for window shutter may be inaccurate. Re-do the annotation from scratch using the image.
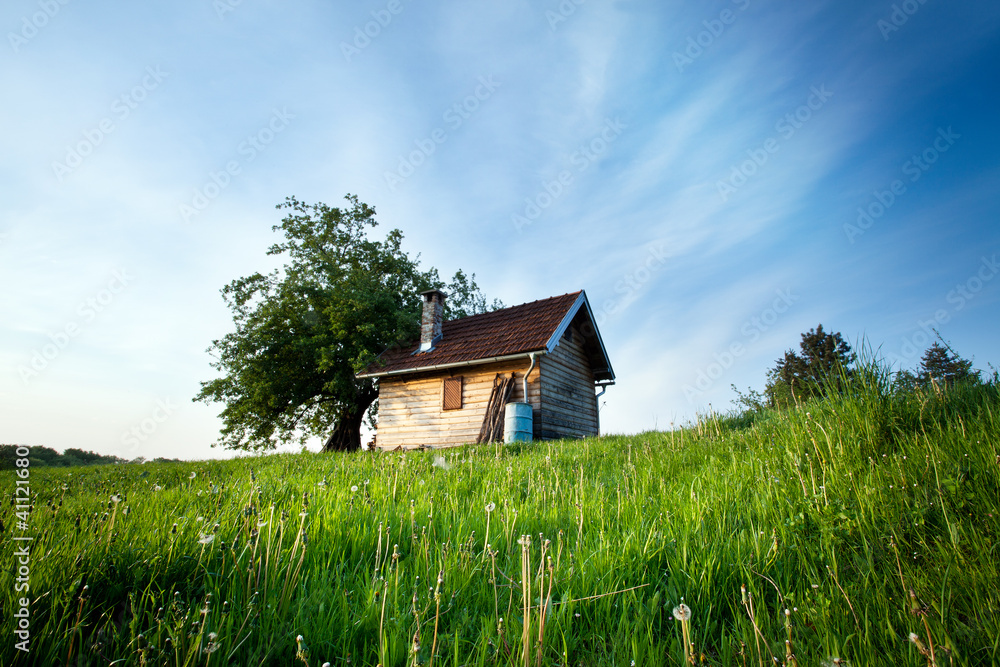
[443,376,463,410]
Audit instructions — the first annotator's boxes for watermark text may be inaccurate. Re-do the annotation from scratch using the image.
[717,85,833,202]
[12,445,33,653]
[844,127,959,243]
[179,108,294,222]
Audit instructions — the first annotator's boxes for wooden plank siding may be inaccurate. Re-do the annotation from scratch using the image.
[537,324,599,439]
[375,359,541,449]
[375,325,601,449]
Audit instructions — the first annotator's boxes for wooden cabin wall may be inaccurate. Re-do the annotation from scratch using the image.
[538,324,600,439]
[375,359,541,449]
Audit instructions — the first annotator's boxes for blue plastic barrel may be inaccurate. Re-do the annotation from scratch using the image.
[503,402,533,443]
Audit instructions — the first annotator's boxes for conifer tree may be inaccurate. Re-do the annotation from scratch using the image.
[765,324,854,407]
[917,341,979,387]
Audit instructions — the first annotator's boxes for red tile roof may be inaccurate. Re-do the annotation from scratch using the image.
[359,291,583,377]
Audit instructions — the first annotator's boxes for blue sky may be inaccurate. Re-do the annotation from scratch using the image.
[2,0,998,460]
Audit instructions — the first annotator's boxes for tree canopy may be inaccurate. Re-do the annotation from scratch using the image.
[194,195,499,452]
[765,324,855,407]
[0,445,129,469]
[917,341,980,388]
[734,326,989,414]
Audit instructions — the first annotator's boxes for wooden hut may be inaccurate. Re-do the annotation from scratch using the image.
[357,290,615,449]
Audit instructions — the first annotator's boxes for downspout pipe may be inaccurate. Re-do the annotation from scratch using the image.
[523,352,537,402]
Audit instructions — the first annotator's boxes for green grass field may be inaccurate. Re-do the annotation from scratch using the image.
[3,367,999,666]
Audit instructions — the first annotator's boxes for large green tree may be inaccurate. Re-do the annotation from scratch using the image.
[195,195,498,452]
[765,324,855,407]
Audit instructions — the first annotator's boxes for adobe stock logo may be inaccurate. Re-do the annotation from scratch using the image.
[18,269,133,384]
[511,117,627,232]
[340,0,411,62]
[214,0,246,20]
[121,398,178,452]
[888,254,997,366]
[51,66,168,182]
[383,76,500,192]
[844,127,959,244]
[673,0,751,73]
[179,108,294,222]
[593,243,670,325]
[877,0,931,41]
[546,0,587,31]
[8,0,72,53]
[716,85,833,202]
[683,288,798,403]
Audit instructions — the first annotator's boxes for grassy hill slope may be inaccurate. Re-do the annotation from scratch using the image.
[2,371,998,666]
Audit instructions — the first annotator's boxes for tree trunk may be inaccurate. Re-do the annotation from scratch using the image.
[322,383,378,452]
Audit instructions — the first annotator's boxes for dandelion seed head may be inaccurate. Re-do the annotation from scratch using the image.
[672,603,692,621]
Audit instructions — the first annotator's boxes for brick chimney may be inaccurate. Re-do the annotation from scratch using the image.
[419,289,446,352]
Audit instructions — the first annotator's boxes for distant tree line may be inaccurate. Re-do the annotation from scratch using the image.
[734,325,987,412]
[0,446,181,470]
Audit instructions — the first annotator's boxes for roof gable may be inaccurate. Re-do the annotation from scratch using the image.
[358,290,614,382]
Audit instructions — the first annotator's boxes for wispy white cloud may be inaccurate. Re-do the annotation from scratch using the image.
[1,0,998,455]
